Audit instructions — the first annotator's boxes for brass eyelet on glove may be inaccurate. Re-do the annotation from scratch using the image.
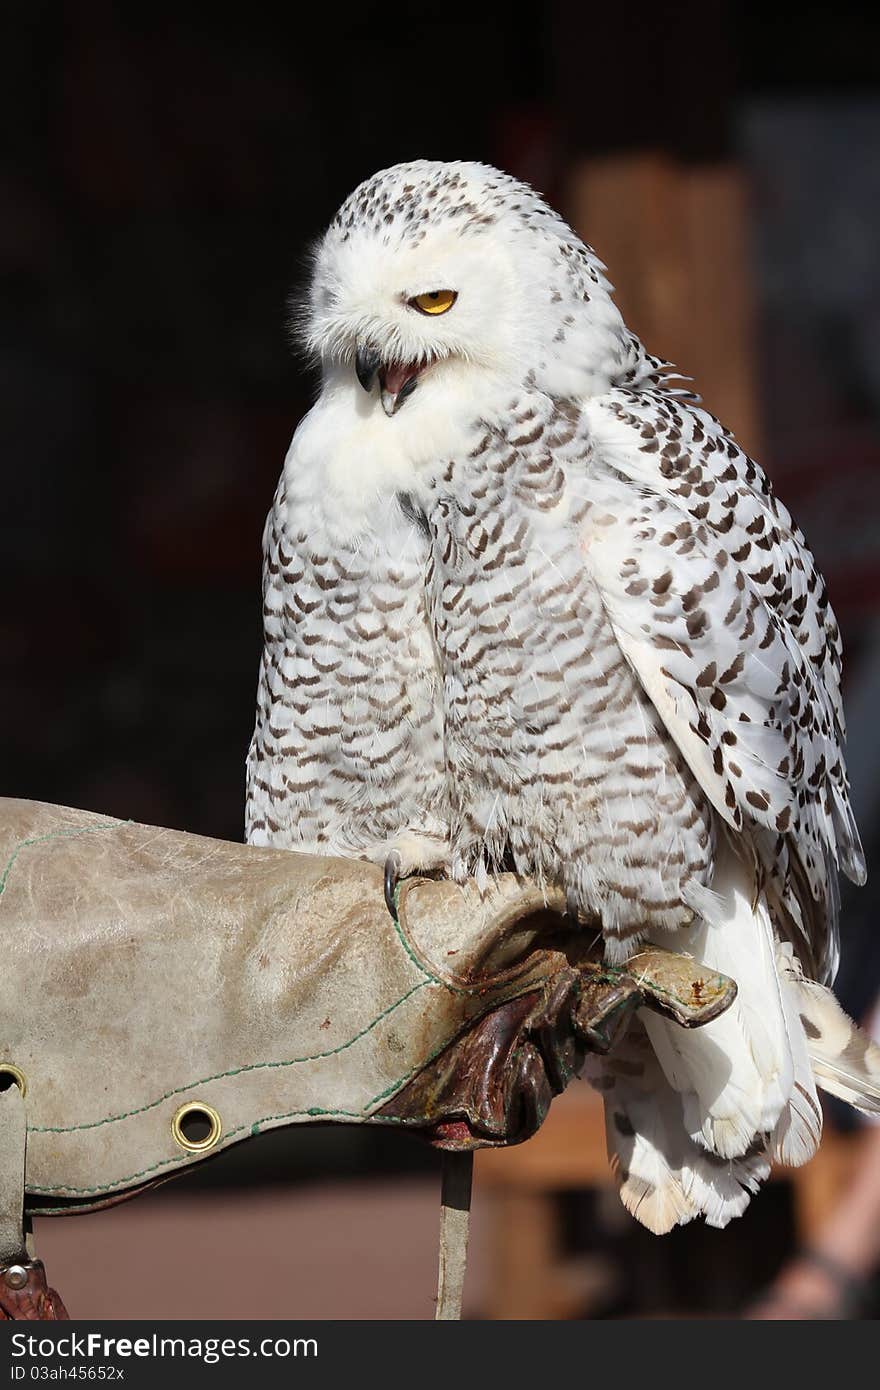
[0,1064,27,1097]
[171,1101,222,1153]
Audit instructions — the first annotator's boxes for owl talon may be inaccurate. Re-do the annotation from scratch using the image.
[384,851,402,918]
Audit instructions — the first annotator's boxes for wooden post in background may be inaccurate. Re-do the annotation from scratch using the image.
[564,154,763,457]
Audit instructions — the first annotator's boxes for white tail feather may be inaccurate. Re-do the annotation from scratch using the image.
[590,1023,771,1233]
[681,1141,769,1229]
[770,942,823,1166]
[797,977,880,1114]
[640,839,792,1158]
[590,838,876,1231]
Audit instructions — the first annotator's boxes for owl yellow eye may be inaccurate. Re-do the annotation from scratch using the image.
[410,289,458,316]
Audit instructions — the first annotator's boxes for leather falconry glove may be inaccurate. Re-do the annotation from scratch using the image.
[0,798,735,1319]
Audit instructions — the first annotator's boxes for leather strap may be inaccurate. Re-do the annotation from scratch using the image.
[0,1086,27,1266]
[435,1151,473,1320]
[0,1084,69,1319]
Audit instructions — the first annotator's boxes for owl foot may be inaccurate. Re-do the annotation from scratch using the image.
[364,832,449,918]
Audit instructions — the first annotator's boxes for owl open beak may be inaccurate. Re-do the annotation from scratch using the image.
[378,361,423,417]
[355,343,425,416]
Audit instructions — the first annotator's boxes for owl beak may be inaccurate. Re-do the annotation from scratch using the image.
[355,344,381,393]
[380,367,421,418]
[356,342,424,415]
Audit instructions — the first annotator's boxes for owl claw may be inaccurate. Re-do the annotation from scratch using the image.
[384,851,402,918]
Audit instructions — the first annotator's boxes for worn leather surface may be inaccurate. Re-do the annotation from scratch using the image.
[379,964,612,1147]
[0,799,575,1209]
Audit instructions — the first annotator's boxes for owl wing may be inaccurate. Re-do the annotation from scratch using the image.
[578,388,864,981]
[592,387,847,737]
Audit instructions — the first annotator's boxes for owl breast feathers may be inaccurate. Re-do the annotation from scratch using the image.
[246,159,878,1233]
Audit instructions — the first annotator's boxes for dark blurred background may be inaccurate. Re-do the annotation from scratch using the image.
[4,1,880,1319]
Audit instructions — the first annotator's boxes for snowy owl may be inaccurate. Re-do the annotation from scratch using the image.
[247,159,879,1231]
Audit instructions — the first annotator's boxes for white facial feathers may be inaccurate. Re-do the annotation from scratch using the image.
[302,159,631,404]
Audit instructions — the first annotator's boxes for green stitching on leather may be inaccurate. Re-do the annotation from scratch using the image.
[29,1020,473,1197]
[0,820,124,902]
[360,1040,450,1108]
[31,979,431,1134]
[17,820,450,1136]
[29,1109,364,1195]
[390,899,459,990]
[389,882,474,995]
[16,818,496,1196]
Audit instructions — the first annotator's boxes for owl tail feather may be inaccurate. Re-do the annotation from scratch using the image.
[593,837,879,1232]
[591,1022,770,1233]
[598,969,880,1234]
[795,976,880,1114]
[634,837,823,1168]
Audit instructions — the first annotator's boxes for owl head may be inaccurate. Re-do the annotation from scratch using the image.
[301,160,630,417]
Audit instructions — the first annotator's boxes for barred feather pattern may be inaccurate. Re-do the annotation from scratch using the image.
[245,438,449,871]
[425,396,716,947]
[424,373,863,976]
[584,388,865,981]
